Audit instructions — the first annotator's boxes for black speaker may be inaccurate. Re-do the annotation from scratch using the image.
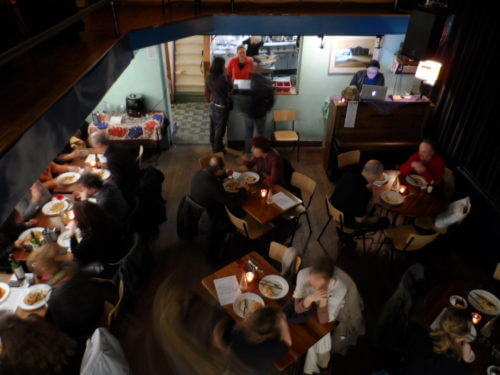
[126,94,145,117]
[402,8,447,60]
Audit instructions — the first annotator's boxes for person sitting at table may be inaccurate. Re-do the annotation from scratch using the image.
[401,307,474,375]
[330,160,390,247]
[227,45,254,81]
[242,136,285,186]
[14,180,51,224]
[75,173,129,222]
[68,201,128,267]
[190,156,247,223]
[39,161,81,190]
[293,256,347,374]
[0,312,80,375]
[349,59,385,91]
[27,243,78,287]
[88,131,140,202]
[399,139,446,185]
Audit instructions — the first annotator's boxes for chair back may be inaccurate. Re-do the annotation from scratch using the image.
[137,145,144,168]
[107,279,124,328]
[269,241,301,274]
[273,109,296,122]
[198,152,224,169]
[442,167,455,203]
[405,231,440,251]
[325,195,345,227]
[225,206,248,237]
[338,150,361,169]
[291,172,317,200]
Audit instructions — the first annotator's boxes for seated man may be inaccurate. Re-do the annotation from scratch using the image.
[399,139,445,184]
[330,160,389,243]
[39,162,80,190]
[75,173,129,222]
[242,135,285,186]
[190,156,247,223]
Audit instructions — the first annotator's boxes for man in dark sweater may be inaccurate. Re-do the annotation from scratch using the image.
[190,156,247,223]
[350,60,385,91]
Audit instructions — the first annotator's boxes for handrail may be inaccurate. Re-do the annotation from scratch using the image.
[0,0,120,67]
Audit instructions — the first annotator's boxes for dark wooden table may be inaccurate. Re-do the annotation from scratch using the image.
[374,170,446,218]
[0,273,47,319]
[201,251,335,371]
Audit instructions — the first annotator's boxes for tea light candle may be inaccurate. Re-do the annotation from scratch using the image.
[471,312,482,325]
[260,189,268,199]
[399,185,407,194]
[245,271,255,283]
[67,210,75,220]
[89,159,96,167]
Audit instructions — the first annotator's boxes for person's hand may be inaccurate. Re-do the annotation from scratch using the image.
[241,154,252,162]
[461,342,473,362]
[30,183,43,203]
[26,218,38,227]
[14,239,24,248]
[79,191,88,201]
[411,161,426,174]
[72,191,81,200]
[306,289,328,305]
[225,168,234,176]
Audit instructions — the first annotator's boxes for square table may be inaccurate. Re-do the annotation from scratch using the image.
[201,251,335,371]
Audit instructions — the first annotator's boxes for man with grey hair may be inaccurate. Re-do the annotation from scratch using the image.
[330,159,389,248]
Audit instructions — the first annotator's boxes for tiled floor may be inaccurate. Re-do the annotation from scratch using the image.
[171,102,210,145]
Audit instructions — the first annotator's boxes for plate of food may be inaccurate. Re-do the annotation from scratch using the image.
[259,275,289,299]
[41,199,69,216]
[240,172,260,185]
[449,295,468,310]
[467,289,500,315]
[406,174,427,189]
[0,282,10,304]
[233,293,265,318]
[93,169,111,180]
[223,179,242,193]
[18,227,45,247]
[57,229,81,248]
[373,172,390,187]
[57,172,81,186]
[18,284,51,311]
[380,191,405,206]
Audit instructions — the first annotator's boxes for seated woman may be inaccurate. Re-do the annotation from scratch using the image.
[214,307,291,375]
[39,162,80,190]
[27,243,78,287]
[67,201,128,266]
[0,312,80,375]
[293,256,347,374]
[401,308,474,375]
[241,135,285,185]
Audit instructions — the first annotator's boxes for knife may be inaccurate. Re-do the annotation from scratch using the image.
[260,280,283,290]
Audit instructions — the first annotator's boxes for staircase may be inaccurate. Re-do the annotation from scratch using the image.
[174,36,206,102]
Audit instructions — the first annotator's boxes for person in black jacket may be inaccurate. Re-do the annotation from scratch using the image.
[349,60,385,91]
[206,57,233,153]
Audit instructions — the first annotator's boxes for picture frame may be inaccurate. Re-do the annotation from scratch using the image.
[328,36,377,74]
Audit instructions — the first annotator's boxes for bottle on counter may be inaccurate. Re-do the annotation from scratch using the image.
[9,254,25,281]
[426,179,434,194]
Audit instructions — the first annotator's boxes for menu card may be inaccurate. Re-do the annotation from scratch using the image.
[214,276,241,306]
[272,192,299,210]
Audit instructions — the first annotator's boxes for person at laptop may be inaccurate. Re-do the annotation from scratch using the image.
[399,139,445,185]
[350,60,385,91]
[227,45,254,81]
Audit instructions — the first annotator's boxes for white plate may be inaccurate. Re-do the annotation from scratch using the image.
[233,292,265,318]
[381,190,404,206]
[468,289,500,315]
[0,282,10,304]
[18,284,51,311]
[373,172,390,187]
[487,365,500,375]
[259,275,289,299]
[406,174,427,189]
[223,179,242,193]
[41,199,69,216]
[17,227,45,246]
[57,172,81,185]
[93,169,111,180]
[57,229,81,248]
[449,295,468,309]
[240,172,260,185]
[85,154,107,164]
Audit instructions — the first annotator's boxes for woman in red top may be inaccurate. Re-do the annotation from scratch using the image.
[399,139,445,184]
[227,45,254,80]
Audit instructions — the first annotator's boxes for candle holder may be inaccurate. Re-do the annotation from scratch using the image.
[260,189,268,199]
[471,312,482,325]
[245,271,255,283]
[399,185,407,195]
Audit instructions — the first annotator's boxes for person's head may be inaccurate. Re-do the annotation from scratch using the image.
[236,45,247,61]
[207,156,225,176]
[73,200,118,236]
[309,256,336,290]
[241,307,281,344]
[251,135,271,158]
[0,312,76,374]
[250,36,262,45]
[79,172,103,196]
[362,159,384,184]
[366,60,380,80]
[430,307,472,360]
[210,57,226,78]
[419,139,436,162]
[27,243,61,277]
[88,131,110,152]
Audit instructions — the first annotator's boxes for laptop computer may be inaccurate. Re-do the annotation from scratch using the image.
[360,85,388,101]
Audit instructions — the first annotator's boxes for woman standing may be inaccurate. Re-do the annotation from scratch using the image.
[206,57,232,153]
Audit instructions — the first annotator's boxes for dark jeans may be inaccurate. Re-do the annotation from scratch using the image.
[244,116,266,154]
[210,103,229,152]
[345,217,390,238]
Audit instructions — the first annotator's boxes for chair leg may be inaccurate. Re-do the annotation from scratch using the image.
[288,216,300,247]
[317,217,332,242]
[297,139,300,162]
[305,212,312,234]
[374,237,386,258]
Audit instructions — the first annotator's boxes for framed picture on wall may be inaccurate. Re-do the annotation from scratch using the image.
[328,36,377,74]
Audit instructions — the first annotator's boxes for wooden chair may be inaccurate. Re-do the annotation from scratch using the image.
[494,263,500,281]
[96,278,124,329]
[269,241,302,275]
[337,150,361,169]
[282,172,317,247]
[198,152,224,169]
[225,207,274,240]
[273,109,299,161]
[377,225,441,268]
[442,167,455,203]
[137,145,144,168]
[317,195,368,255]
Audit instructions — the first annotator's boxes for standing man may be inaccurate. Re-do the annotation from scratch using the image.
[350,60,385,91]
[227,45,254,81]
[399,139,445,184]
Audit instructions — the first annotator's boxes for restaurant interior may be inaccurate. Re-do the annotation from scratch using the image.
[0,0,499,374]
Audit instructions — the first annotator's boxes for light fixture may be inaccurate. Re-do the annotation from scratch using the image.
[415,60,442,86]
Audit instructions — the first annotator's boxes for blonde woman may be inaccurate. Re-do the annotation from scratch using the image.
[27,243,77,287]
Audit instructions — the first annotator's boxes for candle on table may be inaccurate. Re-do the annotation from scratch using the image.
[260,189,268,199]
[399,185,407,194]
[471,312,482,325]
[245,271,255,283]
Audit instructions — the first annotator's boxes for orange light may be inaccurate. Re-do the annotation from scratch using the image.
[399,185,407,194]
[415,60,442,86]
[89,159,96,167]
[260,189,268,199]
[471,312,482,325]
[245,271,255,282]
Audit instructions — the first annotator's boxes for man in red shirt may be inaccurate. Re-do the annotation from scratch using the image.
[399,139,445,184]
[227,45,254,81]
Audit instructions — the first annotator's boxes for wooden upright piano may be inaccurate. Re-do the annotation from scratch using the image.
[323,96,432,176]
